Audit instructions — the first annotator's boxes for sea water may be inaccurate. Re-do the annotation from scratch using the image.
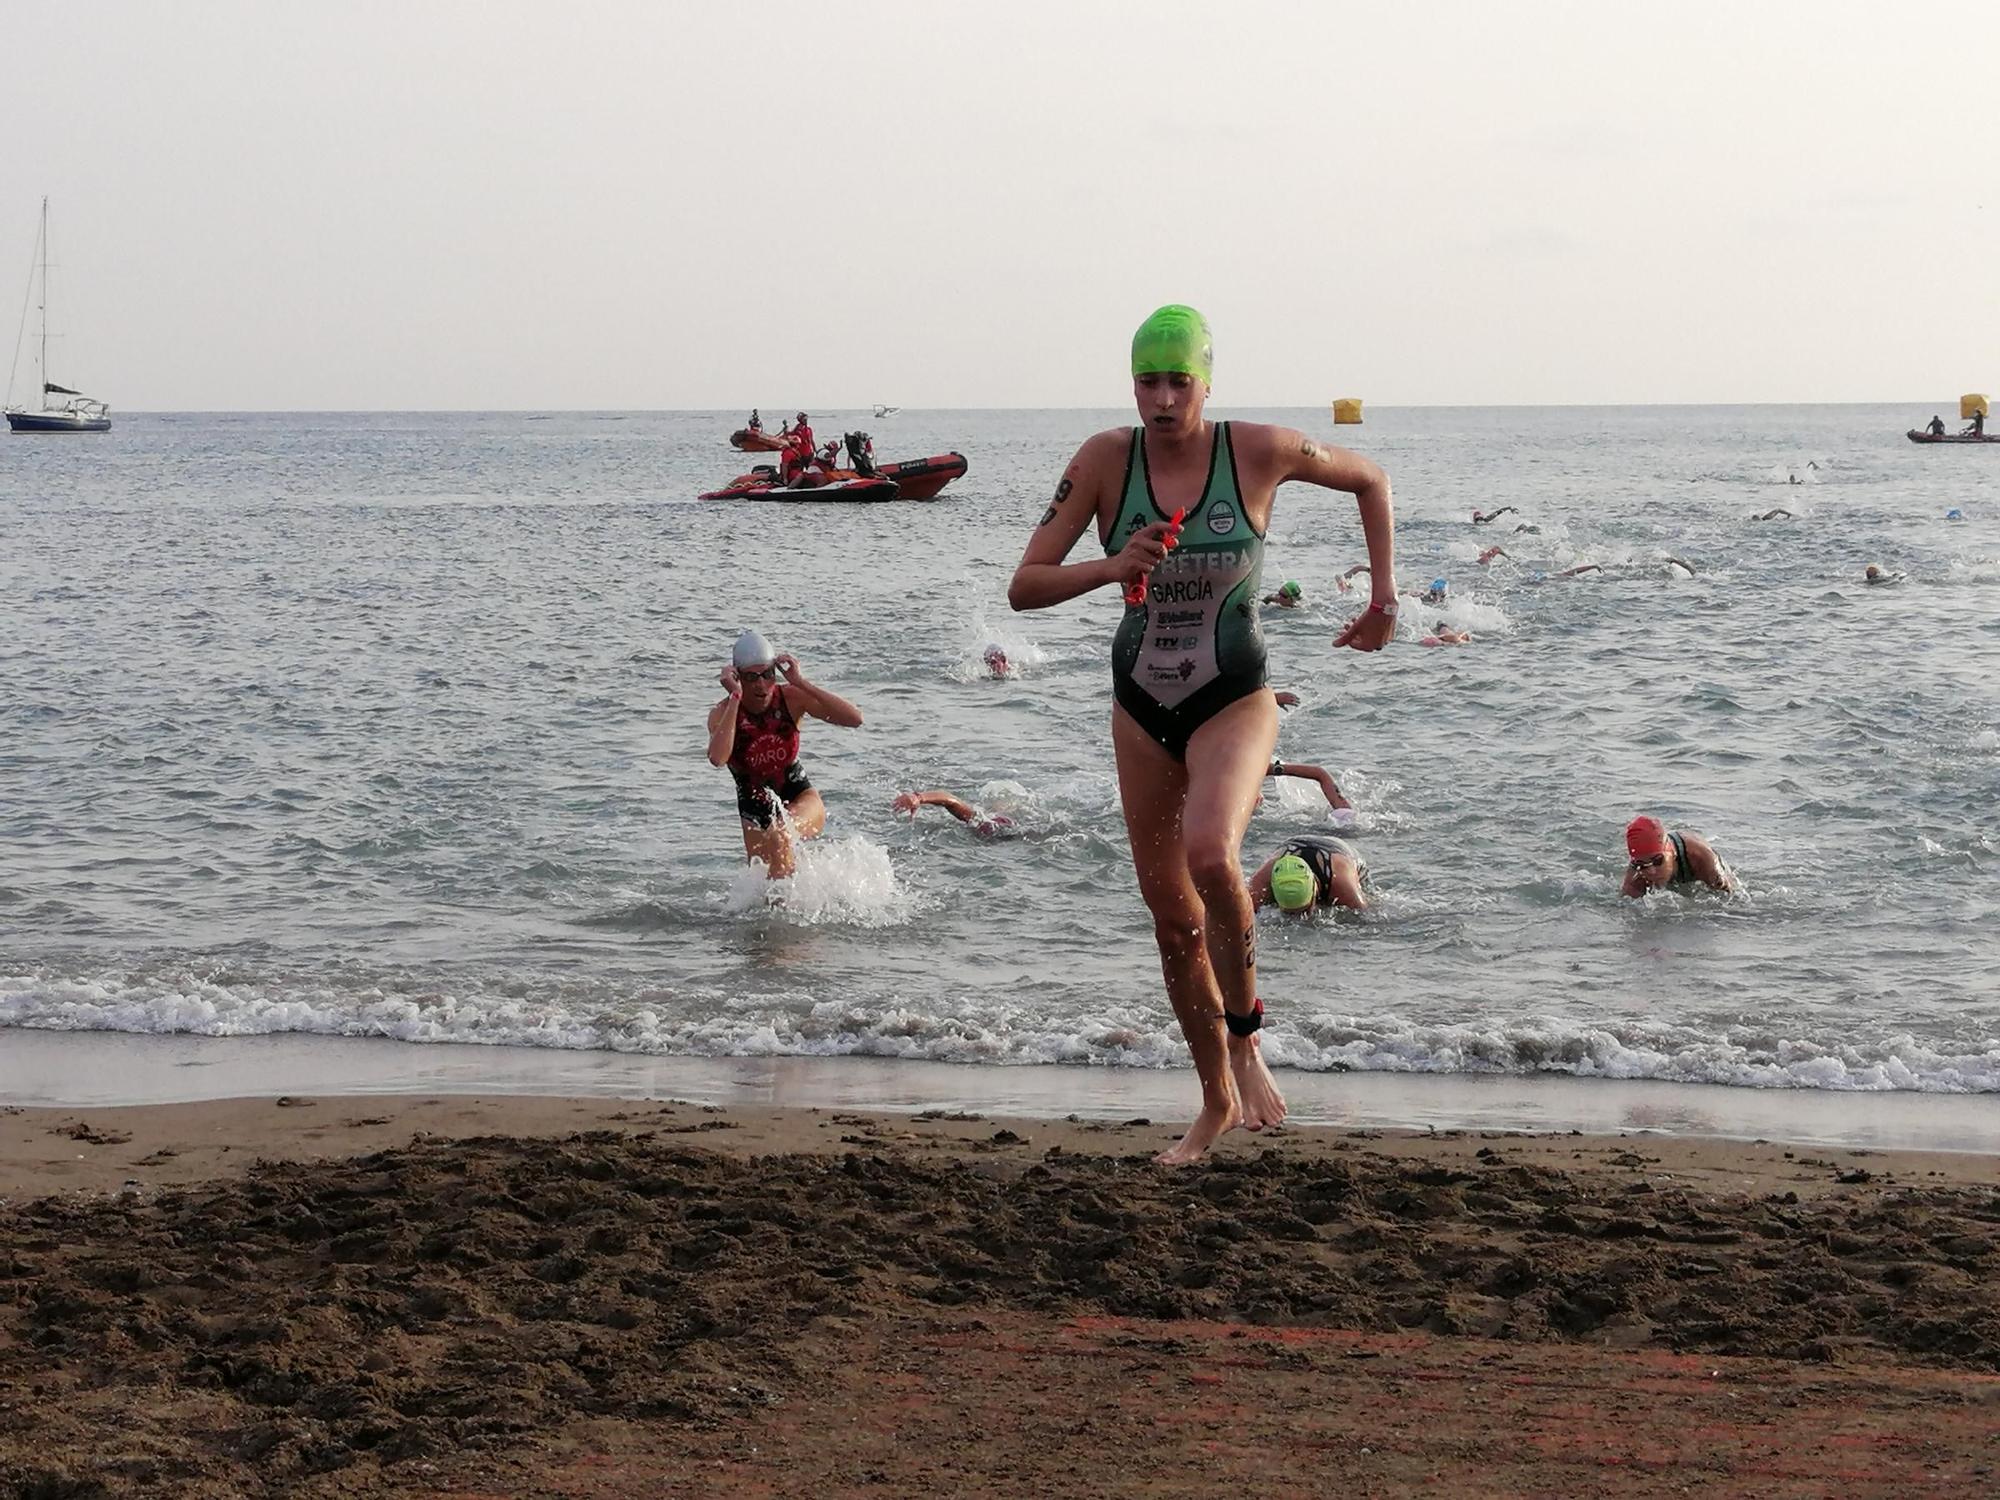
[3,405,1997,1095]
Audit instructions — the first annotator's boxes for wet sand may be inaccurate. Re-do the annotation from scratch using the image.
[3,1095,1998,1496]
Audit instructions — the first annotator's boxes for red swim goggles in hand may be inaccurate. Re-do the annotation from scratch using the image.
[1123,508,1186,606]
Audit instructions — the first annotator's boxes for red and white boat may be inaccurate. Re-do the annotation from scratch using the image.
[699,473,902,502]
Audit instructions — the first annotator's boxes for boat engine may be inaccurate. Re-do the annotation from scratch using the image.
[844,431,877,476]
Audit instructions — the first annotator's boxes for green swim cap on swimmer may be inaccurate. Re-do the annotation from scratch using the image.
[1269,854,1319,913]
[1281,580,1302,599]
[1131,304,1214,384]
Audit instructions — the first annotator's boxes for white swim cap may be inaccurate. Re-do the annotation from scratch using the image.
[732,629,776,670]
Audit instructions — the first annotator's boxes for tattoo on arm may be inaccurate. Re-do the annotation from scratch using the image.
[1037,477,1073,527]
[1300,438,1320,462]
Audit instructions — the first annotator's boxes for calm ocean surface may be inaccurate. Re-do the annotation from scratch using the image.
[4,405,1997,1095]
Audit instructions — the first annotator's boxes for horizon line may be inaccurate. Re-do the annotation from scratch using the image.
[96,398,1969,416]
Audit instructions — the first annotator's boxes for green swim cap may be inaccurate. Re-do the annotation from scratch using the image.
[1281,580,1302,599]
[1131,304,1213,384]
[1269,854,1318,913]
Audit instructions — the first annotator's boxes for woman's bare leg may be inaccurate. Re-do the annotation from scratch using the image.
[786,788,827,839]
[738,789,825,881]
[1183,692,1287,1132]
[1112,706,1239,1165]
[741,820,795,878]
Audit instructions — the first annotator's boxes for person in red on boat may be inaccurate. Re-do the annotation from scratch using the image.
[707,629,864,880]
[778,412,817,486]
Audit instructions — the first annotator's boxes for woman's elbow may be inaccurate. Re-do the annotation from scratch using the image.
[1007,574,1031,611]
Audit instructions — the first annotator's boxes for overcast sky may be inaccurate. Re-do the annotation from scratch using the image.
[2,0,1993,410]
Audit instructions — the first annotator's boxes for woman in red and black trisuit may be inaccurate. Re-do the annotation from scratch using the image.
[706,630,863,879]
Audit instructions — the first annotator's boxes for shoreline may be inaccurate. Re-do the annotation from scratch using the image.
[4,1027,2000,1154]
[8,1087,1998,1203]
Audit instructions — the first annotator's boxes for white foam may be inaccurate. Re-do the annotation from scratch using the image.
[1945,556,2000,584]
[1417,595,1512,636]
[947,605,1048,682]
[7,973,1994,1094]
[721,835,918,927]
[1753,463,1822,486]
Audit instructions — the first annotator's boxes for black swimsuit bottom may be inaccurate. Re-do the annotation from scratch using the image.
[735,763,812,828]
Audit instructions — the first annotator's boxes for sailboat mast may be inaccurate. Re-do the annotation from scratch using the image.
[38,197,48,396]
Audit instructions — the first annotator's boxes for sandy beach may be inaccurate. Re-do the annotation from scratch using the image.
[4,1092,1997,1497]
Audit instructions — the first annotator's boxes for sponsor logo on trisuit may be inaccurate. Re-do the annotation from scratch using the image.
[1206,501,1237,535]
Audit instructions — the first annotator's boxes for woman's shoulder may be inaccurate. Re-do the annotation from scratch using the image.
[1216,421,1301,479]
[1071,426,1136,465]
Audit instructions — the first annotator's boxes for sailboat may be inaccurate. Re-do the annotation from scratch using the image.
[4,198,111,433]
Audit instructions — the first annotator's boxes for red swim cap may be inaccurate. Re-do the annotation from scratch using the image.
[1626,816,1669,859]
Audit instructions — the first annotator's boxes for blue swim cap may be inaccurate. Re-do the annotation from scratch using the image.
[1947,508,1964,520]
[1430,577,1448,593]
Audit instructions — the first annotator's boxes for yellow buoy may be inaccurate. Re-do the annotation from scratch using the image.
[1331,398,1363,425]
[1962,394,1990,420]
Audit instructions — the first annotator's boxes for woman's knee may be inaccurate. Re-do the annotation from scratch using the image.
[1182,835,1242,894]
[1147,908,1206,961]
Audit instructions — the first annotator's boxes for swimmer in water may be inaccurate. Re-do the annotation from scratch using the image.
[1753,509,1793,521]
[1263,756,1352,813]
[1620,815,1736,897]
[982,644,1015,678]
[1472,507,1518,525]
[706,630,864,880]
[1008,303,1398,1164]
[1333,563,1373,592]
[892,790,1015,838]
[1863,563,1904,585]
[1249,834,1370,913]
[1665,556,1697,576]
[1262,580,1305,608]
[1477,545,1508,565]
[1421,622,1471,646]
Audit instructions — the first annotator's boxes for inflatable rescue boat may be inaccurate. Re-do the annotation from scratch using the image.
[700,474,903,502]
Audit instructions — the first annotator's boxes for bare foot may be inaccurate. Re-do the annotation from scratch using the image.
[1229,1035,1288,1132]
[1154,1094,1241,1166]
